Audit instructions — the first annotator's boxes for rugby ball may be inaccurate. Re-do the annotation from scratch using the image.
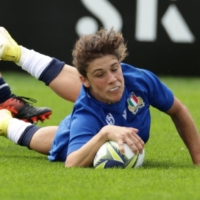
[93,141,145,169]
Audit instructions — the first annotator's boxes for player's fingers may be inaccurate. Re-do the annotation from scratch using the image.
[118,140,125,155]
[124,138,139,154]
[126,134,144,154]
[129,127,138,134]
[134,134,144,147]
[129,129,144,148]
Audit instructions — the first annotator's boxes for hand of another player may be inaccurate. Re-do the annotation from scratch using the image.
[101,125,144,155]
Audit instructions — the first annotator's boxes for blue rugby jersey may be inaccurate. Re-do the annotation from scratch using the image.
[48,62,174,161]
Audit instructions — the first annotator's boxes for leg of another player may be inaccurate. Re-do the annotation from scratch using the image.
[0,109,57,155]
[0,27,82,103]
[0,73,12,102]
[29,126,58,154]
[0,73,52,123]
[48,64,81,102]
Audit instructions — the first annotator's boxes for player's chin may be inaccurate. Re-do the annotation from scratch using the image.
[105,90,123,104]
[108,95,122,104]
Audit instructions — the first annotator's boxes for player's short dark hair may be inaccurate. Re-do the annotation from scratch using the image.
[72,28,128,77]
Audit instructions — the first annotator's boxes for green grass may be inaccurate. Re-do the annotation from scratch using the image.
[1,72,200,200]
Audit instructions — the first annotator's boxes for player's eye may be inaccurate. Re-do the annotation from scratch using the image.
[95,73,104,77]
[111,68,118,72]
[111,65,119,72]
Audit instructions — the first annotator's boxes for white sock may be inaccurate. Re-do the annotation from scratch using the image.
[16,46,52,79]
[7,118,32,144]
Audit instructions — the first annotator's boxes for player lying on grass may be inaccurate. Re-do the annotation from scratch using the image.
[0,73,52,123]
[0,27,200,167]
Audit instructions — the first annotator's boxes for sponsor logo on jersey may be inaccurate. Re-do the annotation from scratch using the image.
[127,93,144,114]
[122,109,127,119]
[106,113,115,125]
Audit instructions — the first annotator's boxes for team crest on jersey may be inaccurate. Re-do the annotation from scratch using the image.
[127,92,145,114]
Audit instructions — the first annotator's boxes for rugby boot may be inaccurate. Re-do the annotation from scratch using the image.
[0,109,12,136]
[0,94,52,123]
[0,27,21,62]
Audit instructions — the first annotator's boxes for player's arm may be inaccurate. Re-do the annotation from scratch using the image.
[166,97,200,165]
[65,125,143,167]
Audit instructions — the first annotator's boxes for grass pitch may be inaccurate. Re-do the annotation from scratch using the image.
[0,72,200,200]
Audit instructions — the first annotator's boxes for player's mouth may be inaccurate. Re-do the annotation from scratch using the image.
[109,86,120,92]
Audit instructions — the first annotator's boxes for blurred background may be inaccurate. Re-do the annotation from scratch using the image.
[0,0,199,76]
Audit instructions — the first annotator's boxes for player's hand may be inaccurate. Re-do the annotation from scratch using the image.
[101,125,144,155]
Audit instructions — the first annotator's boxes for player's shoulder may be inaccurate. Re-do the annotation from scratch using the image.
[121,63,153,75]
[121,63,158,81]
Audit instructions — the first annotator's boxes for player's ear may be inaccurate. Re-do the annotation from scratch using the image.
[80,75,90,88]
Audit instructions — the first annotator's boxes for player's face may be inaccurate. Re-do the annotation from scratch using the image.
[81,55,124,104]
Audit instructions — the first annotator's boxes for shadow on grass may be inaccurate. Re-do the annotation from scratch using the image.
[143,159,195,169]
[0,146,196,169]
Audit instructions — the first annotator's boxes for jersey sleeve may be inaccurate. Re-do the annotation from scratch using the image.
[141,69,174,112]
[67,109,102,156]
